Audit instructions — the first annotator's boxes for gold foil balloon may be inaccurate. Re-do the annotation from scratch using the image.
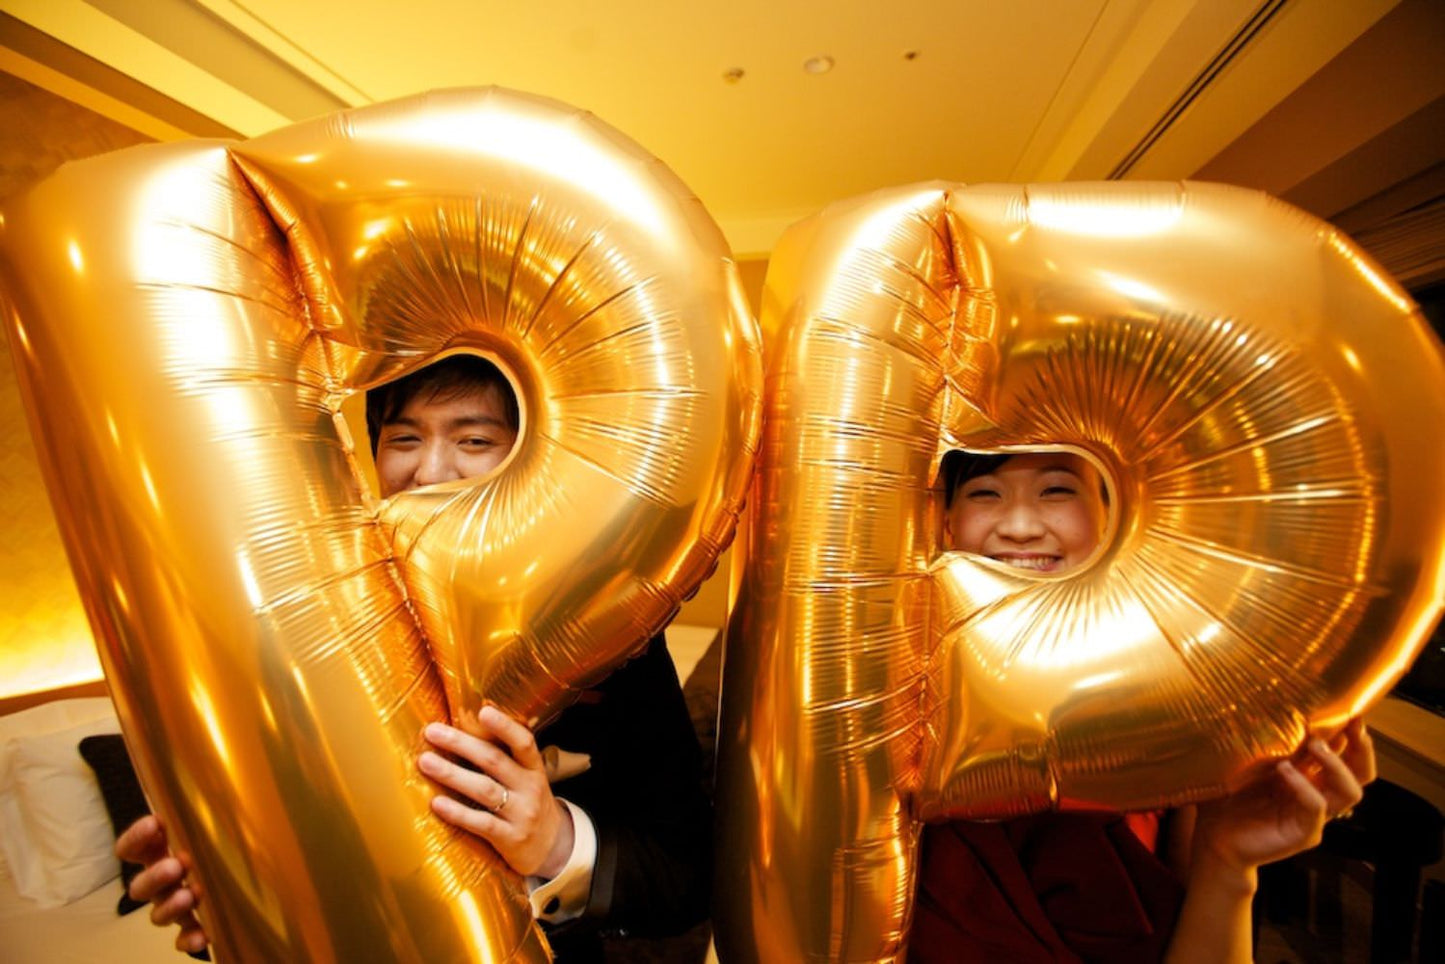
[714,182,1445,963]
[1,88,761,963]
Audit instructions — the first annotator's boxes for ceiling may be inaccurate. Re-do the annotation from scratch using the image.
[1,0,1443,273]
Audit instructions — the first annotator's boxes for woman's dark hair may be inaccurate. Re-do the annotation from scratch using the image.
[365,355,519,456]
[940,450,1110,507]
[940,452,1011,508]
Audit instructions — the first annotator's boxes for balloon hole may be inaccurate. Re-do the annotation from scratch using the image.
[343,349,525,500]
[936,446,1116,574]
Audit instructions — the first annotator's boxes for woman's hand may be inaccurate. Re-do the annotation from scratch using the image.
[114,815,210,954]
[1164,719,1376,964]
[419,705,575,879]
[1192,718,1376,883]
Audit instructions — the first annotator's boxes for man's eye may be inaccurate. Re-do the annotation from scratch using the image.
[382,434,420,447]
[459,437,495,449]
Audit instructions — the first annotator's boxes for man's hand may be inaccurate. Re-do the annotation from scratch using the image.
[115,815,210,954]
[419,705,575,878]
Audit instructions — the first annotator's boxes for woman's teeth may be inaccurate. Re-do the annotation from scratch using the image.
[995,556,1057,571]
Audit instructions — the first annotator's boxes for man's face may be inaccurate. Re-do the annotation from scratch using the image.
[373,385,518,498]
[944,452,1105,573]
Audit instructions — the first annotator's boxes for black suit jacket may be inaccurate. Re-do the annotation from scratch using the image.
[535,633,712,961]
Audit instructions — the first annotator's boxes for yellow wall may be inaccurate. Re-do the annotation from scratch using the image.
[0,327,104,698]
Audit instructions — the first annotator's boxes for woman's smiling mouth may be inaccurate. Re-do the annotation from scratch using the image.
[990,553,1062,572]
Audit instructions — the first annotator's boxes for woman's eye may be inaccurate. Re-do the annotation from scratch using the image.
[1041,485,1078,499]
[964,488,1000,501]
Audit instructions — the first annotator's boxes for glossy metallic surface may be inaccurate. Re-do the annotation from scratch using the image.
[1,88,761,963]
[713,182,1445,962]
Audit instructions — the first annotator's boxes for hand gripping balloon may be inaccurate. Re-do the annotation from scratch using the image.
[0,88,761,962]
[713,182,1445,962]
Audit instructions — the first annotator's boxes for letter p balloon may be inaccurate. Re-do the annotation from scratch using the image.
[1,89,761,962]
[714,182,1445,962]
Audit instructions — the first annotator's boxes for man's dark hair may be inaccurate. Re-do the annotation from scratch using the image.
[365,355,519,456]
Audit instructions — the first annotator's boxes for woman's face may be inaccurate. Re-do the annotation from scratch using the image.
[944,452,1105,573]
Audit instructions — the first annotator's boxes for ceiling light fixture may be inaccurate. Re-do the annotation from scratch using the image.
[803,55,834,74]
[723,67,745,83]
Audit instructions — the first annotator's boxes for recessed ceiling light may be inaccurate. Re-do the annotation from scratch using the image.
[803,55,834,75]
[723,67,745,83]
[903,50,921,61]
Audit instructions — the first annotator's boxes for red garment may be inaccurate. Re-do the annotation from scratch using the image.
[909,813,1184,963]
[1124,811,1162,854]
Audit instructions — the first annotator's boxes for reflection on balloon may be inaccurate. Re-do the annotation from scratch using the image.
[0,88,761,962]
[714,181,1445,963]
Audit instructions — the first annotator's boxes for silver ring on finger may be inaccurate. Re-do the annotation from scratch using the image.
[493,785,509,814]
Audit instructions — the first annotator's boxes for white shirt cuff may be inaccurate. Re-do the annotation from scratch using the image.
[526,798,597,923]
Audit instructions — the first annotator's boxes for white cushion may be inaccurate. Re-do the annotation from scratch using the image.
[0,698,115,761]
[0,699,121,906]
